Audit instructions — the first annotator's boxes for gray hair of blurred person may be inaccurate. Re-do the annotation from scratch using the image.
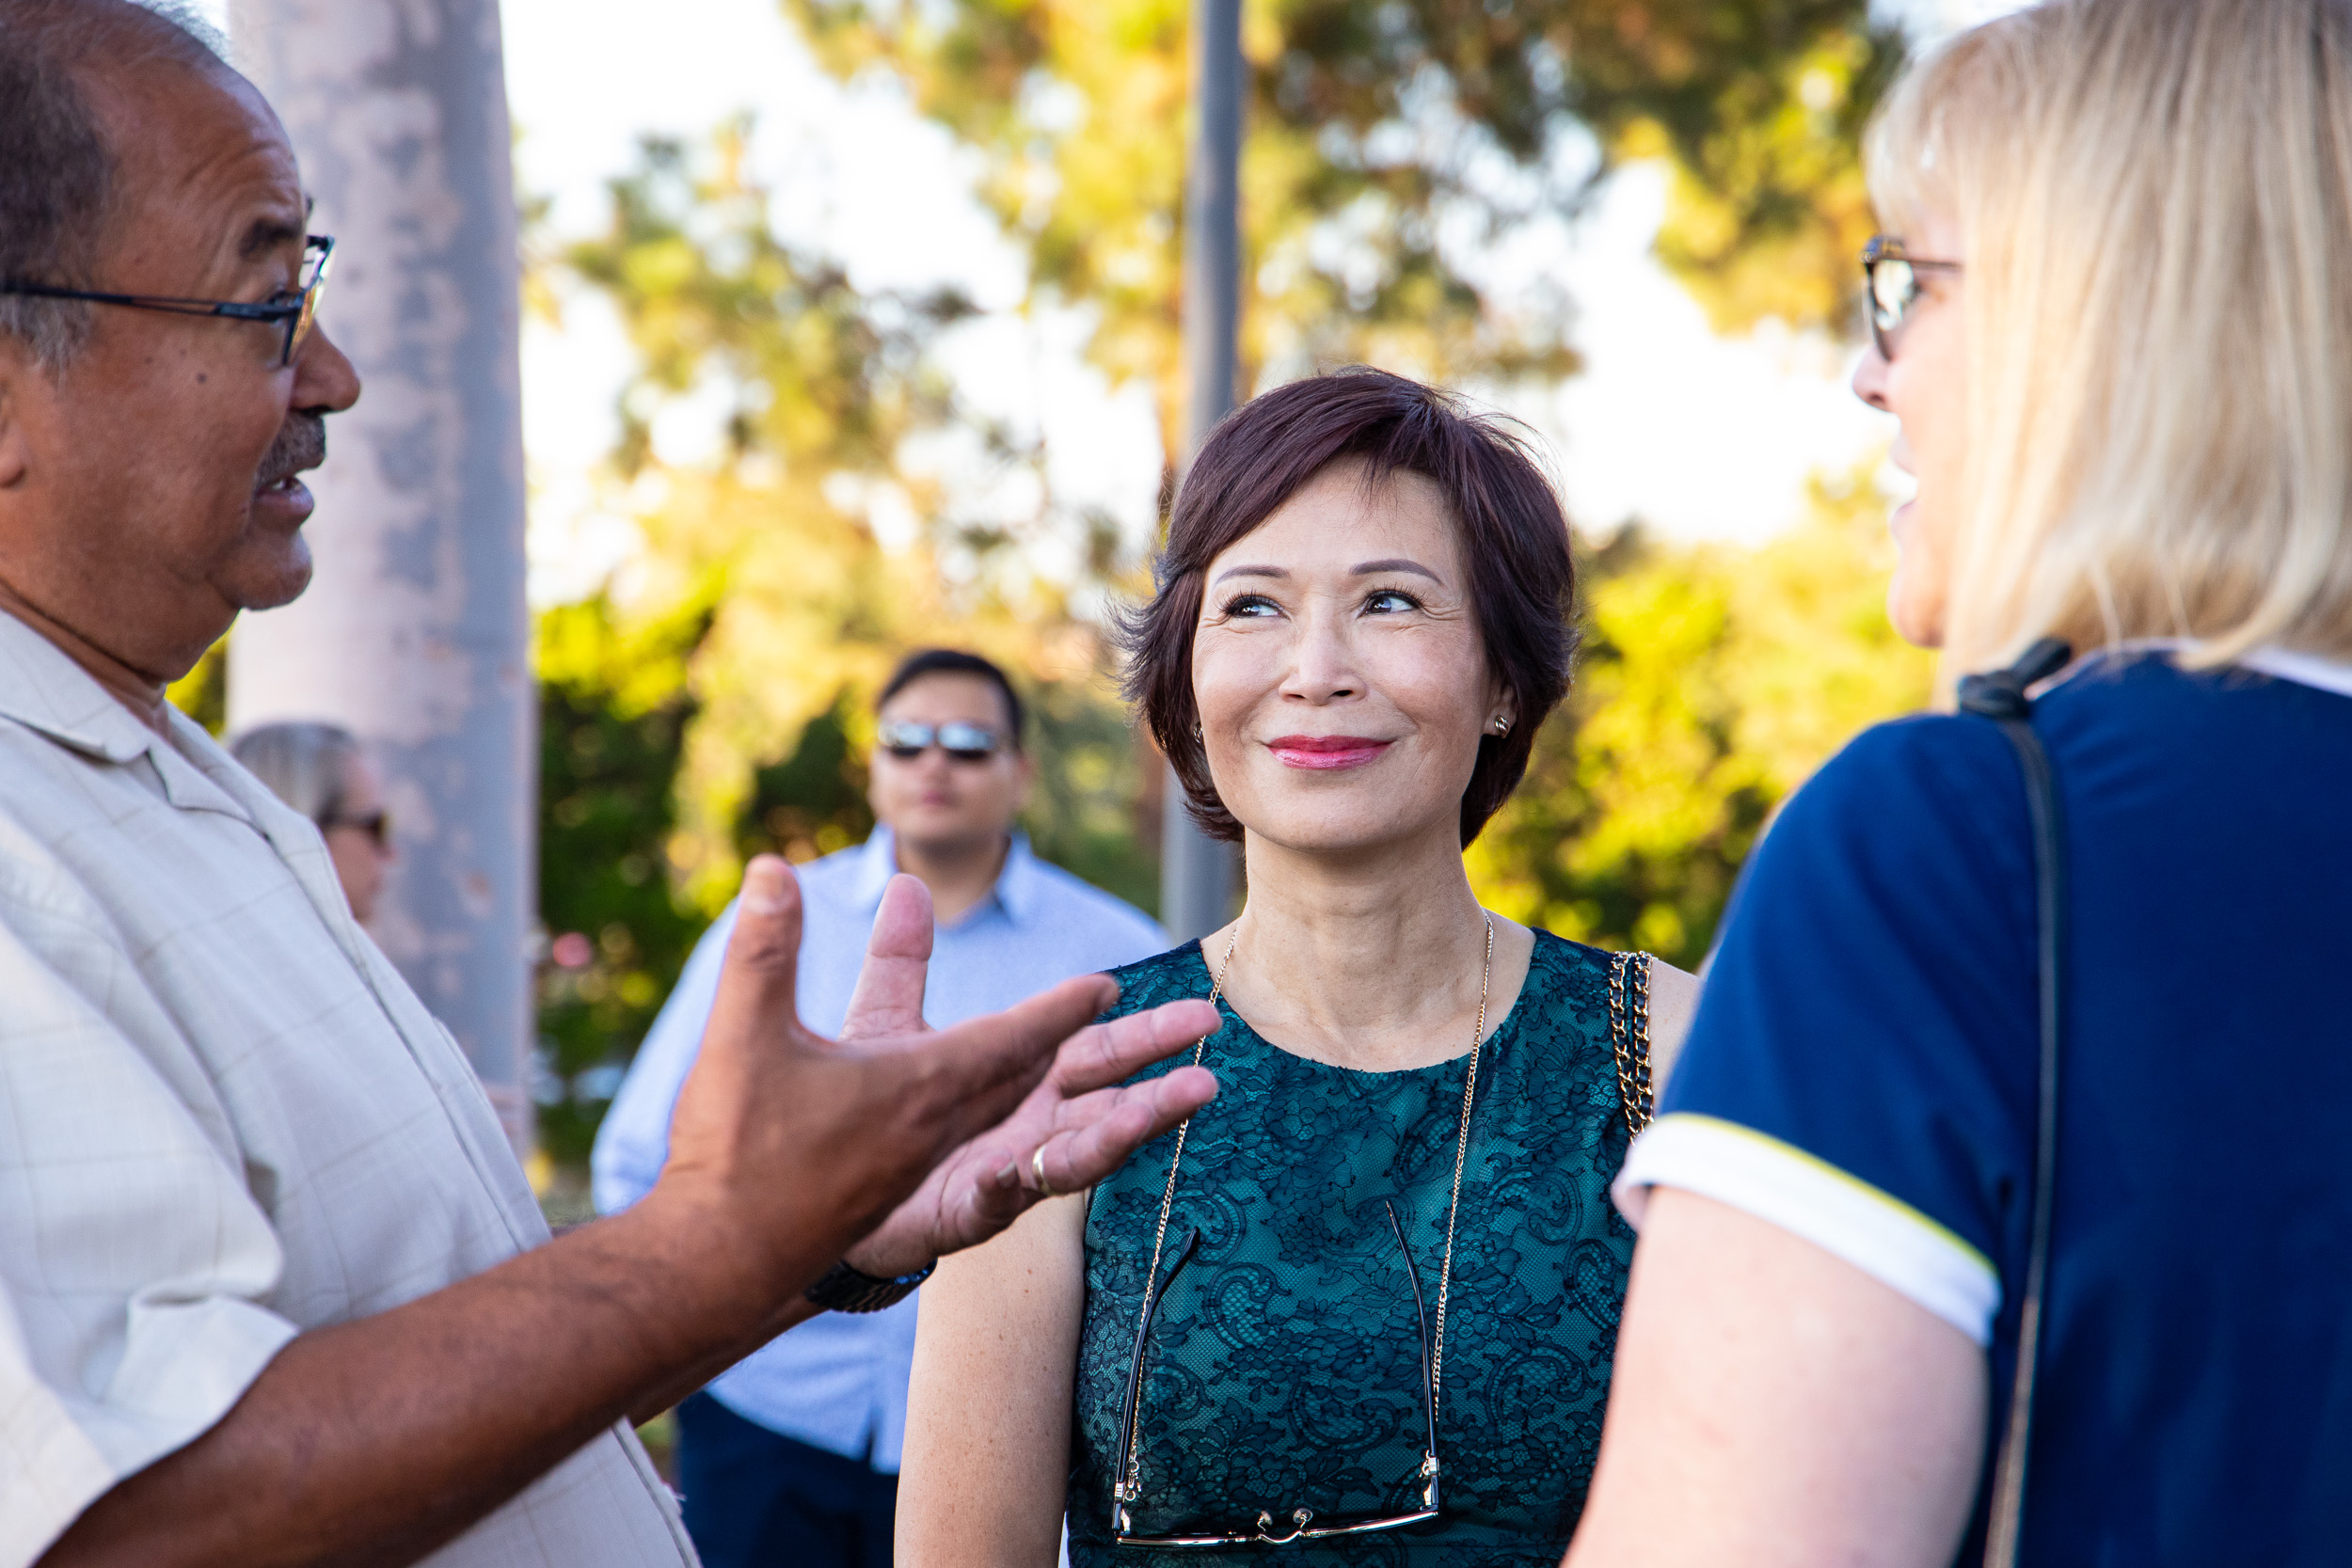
[230,721,364,832]
[0,0,233,372]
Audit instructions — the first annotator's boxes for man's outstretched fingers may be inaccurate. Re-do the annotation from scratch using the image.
[839,874,936,1043]
[1032,1066,1219,1196]
[701,856,809,1058]
[1050,1000,1223,1096]
[922,973,1124,1144]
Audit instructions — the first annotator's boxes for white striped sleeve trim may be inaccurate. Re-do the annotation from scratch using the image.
[1613,1113,2002,1346]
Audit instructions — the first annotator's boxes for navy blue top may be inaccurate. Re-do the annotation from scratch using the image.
[1652,651,2352,1564]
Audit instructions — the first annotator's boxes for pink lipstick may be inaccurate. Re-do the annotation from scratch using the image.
[1266,734,1392,770]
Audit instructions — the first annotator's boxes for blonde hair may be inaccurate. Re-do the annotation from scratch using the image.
[1868,0,2352,679]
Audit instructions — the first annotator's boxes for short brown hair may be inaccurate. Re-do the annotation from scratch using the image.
[1122,367,1576,847]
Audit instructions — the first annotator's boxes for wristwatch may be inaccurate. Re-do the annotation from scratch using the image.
[804,1256,937,1313]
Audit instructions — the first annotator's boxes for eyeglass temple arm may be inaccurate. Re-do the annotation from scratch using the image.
[0,280,303,324]
[1113,1227,1201,1524]
[1385,1200,1440,1496]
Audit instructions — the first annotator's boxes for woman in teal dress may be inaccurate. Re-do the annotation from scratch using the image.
[897,368,1694,1566]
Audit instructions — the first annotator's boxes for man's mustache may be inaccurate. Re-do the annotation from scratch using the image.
[257,412,327,487]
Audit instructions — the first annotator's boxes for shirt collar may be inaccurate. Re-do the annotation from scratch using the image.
[850,824,1040,926]
[994,832,1041,924]
[850,826,902,910]
[0,610,262,824]
[0,608,167,766]
[2041,638,2352,702]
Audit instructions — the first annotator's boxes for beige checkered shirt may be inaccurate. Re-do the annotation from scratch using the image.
[0,611,694,1567]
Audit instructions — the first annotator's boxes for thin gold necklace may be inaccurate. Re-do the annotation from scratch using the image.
[1120,914,1496,1510]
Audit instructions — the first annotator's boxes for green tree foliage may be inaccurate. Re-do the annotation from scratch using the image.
[167,638,230,735]
[1568,5,1903,332]
[1467,464,1933,967]
[533,591,711,1164]
[560,125,983,907]
[785,0,1899,455]
[533,127,1168,1107]
[521,0,1929,1162]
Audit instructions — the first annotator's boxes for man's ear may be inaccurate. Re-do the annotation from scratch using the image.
[0,358,29,490]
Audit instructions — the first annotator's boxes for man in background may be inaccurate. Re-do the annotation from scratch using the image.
[596,648,1168,1568]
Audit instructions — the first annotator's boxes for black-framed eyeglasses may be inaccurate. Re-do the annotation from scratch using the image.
[1862,233,1962,359]
[320,805,390,850]
[1111,1201,1443,1547]
[0,234,335,368]
[877,720,1005,764]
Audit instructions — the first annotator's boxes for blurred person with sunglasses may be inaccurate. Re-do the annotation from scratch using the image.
[228,720,394,924]
[594,647,1168,1568]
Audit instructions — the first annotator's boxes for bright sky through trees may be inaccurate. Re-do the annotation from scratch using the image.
[192,0,2023,596]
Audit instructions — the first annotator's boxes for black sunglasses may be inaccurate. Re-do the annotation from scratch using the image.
[876,720,1005,763]
[1861,234,1962,359]
[0,234,335,368]
[320,805,390,850]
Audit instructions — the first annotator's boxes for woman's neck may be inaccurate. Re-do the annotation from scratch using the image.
[1205,824,1533,1074]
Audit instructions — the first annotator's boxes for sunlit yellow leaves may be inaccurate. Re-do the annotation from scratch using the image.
[1619,20,1899,334]
[1467,459,1931,967]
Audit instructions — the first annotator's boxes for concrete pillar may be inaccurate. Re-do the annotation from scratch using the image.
[226,0,534,1155]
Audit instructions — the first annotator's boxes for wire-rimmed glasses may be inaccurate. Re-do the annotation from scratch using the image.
[1111,1201,1444,1547]
[0,234,335,367]
[1862,233,1962,359]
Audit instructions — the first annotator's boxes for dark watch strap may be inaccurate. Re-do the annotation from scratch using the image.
[803,1257,936,1314]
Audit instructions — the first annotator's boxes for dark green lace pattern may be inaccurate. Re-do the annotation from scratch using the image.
[1068,931,1637,1567]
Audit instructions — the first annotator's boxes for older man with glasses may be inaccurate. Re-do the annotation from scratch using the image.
[595,648,1168,1568]
[0,7,1217,1566]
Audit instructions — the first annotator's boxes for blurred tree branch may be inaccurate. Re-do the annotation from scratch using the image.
[784,0,1900,452]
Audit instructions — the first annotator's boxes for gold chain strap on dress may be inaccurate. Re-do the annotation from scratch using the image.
[1119,918,1494,1514]
[1606,950,1655,1138]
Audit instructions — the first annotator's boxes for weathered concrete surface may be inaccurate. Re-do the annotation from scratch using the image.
[227,0,534,1155]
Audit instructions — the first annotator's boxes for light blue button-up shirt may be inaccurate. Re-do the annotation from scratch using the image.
[591,828,1168,1471]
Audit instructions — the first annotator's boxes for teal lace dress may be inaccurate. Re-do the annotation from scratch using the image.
[1068,931,1639,1567]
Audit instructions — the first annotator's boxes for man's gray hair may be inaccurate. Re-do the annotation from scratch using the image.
[0,1,234,373]
[230,721,363,829]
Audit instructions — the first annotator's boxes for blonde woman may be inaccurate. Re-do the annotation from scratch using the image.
[1573,2,2352,1564]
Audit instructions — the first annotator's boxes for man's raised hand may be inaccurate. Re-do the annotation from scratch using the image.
[653,858,1216,1313]
[837,874,1218,1277]
[655,858,1108,1307]
[846,999,1218,1277]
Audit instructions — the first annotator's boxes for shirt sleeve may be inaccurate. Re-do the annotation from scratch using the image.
[1100,905,1173,970]
[0,894,300,1564]
[1613,716,2042,1346]
[590,903,737,1218]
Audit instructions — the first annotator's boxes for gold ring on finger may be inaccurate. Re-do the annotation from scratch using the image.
[1030,1144,1056,1199]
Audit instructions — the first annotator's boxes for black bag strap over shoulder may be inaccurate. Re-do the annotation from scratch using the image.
[1955,636,2073,1568]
